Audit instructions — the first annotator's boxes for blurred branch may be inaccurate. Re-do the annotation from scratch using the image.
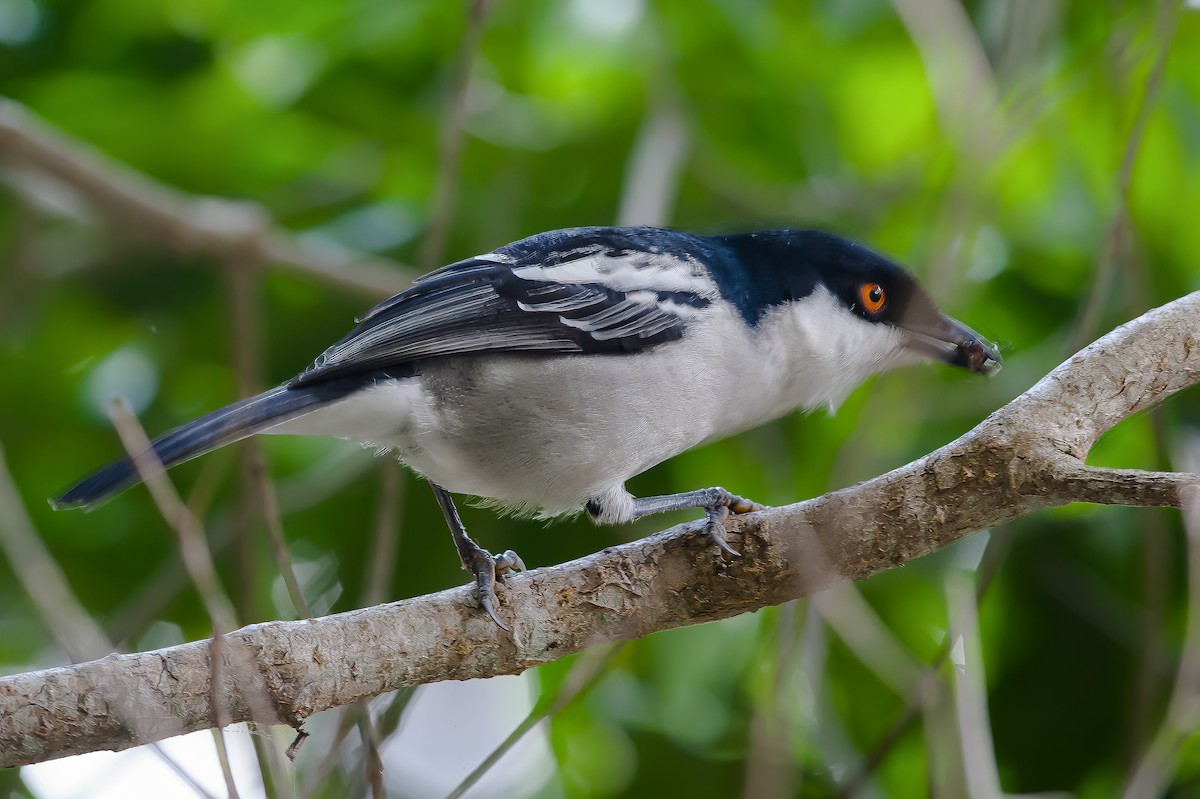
[741,602,804,799]
[616,102,689,227]
[418,0,491,270]
[1123,493,1200,798]
[107,399,247,797]
[890,0,1003,294]
[816,586,925,698]
[837,530,1010,797]
[946,575,1003,799]
[105,446,374,646]
[365,462,404,608]
[1,291,1199,768]
[443,642,625,799]
[107,400,239,638]
[0,440,229,797]
[890,0,999,140]
[225,257,289,739]
[0,441,111,662]
[0,98,412,298]
[1068,0,1181,355]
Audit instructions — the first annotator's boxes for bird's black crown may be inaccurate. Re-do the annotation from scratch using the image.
[707,229,938,328]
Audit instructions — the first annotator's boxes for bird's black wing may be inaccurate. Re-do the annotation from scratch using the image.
[291,227,720,385]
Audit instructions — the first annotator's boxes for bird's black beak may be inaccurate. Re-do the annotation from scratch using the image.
[903,314,1002,375]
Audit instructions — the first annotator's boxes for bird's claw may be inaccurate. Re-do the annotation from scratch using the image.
[494,549,526,573]
[466,547,525,630]
[726,495,765,515]
[705,489,766,557]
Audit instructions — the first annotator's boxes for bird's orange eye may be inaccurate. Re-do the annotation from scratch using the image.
[859,282,886,315]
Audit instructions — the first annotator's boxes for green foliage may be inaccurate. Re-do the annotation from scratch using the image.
[2,0,1199,795]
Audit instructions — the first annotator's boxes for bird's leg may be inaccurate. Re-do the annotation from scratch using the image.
[429,482,525,629]
[629,487,765,556]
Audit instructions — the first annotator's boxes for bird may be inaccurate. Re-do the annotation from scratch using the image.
[54,226,1002,628]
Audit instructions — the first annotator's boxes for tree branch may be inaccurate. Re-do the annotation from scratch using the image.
[0,98,413,298]
[2,292,1197,769]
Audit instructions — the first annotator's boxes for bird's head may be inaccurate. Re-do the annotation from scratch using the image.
[721,230,1001,408]
[807,233,1002,375]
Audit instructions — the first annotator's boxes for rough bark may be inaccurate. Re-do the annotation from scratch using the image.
[1,292,1197,769]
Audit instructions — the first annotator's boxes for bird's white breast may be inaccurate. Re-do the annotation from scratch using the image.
[753,286,914,415]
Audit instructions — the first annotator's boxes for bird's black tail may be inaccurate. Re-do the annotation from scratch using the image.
[53,380,357,510]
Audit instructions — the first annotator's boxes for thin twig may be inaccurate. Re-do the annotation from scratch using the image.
[210,729,241,799]
[106,399,238,634]
[740,603,803,799]
[106,399,243,798]
[359,710,386,799]
[365,461,404,608]
[841,672,942,799]
[794,602,831,797]
[443,643,627,799]
[336,462,406,796]
[418,0,491,270]
[1128,511,1171,765]
[616,102,689,227]
[946,575,1003,799]
[300,479,403,795]
[1067,0,1181,354]
[889,0,1002,294]
[249,729,288,799]
[219,248,303,799]
[0,440,223,798]
[1123,484,1200,798]
[229,260,264,620]
[248,450,310,618]
[296,688,417,799]
[890,0,999,138]
[105,448,374,645]
[0,440,111,662]
[151,742,222,799]
[1123,246,1177,766]
[228,258,310,621]
[836,530,1013,797]
[817,584,926,698]
[297,709,359,799]
[229,230,310,624]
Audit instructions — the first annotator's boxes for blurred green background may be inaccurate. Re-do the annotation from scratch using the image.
[1,0,1199,796]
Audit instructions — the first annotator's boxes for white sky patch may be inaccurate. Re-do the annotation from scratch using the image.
[315,200,420,253]
[84,346,159,421]
[965,226,1009,282]
[23,726,266,799]
[230,35,325,107]
[567,0,643,37]
[0,0,39,44]
[272,550,342,618]
[950,634,966,669]
[381,674,555,798]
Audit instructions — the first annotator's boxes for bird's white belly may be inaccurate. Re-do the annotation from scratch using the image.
[273,357,720,515]
[272,301,859,517]
[396,350,737,515]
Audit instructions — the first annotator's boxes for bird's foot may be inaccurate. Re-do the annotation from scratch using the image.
[463,545,526,630]
[702,488,766,557]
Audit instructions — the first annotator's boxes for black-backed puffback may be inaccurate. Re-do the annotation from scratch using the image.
[55,225,1001,627]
